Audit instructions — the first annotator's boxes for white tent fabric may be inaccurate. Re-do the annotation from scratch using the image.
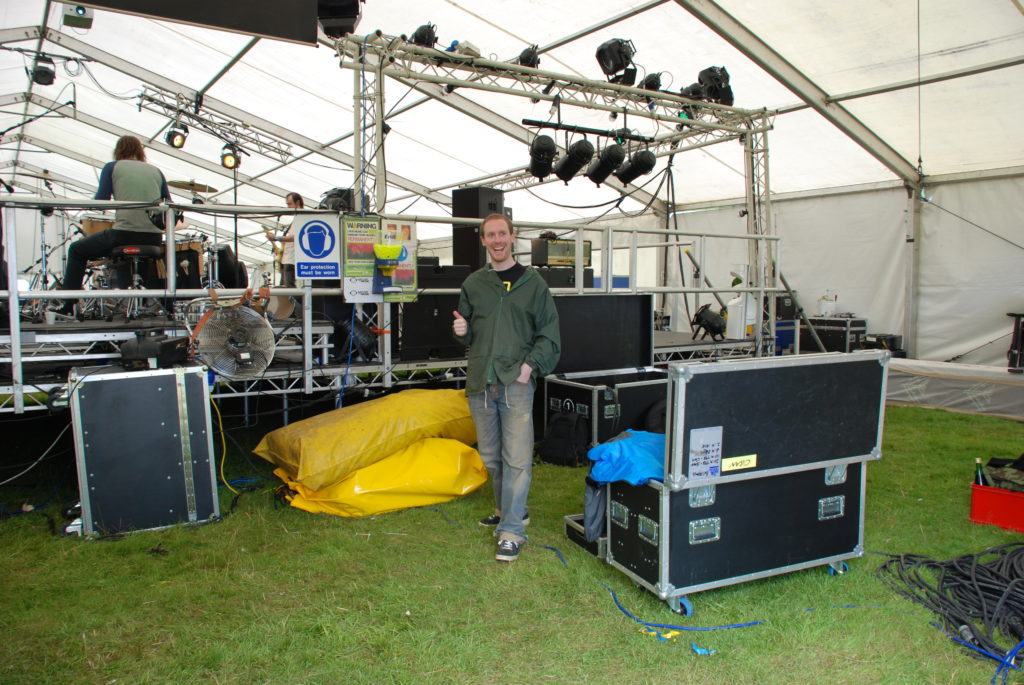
[0,0,1022,366]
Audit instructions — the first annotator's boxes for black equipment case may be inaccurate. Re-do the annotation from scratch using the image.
[69,364,220,536]
[801,316,867,353]
[544,367,668,447]
[606,351,888,612]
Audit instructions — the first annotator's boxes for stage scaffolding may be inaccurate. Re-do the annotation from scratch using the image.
[0,36,779,414]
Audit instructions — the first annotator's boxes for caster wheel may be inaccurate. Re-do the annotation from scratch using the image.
[667,595,693,617]
[827,561,849,576]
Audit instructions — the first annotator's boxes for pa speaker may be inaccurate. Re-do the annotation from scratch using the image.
[452,186,504,271]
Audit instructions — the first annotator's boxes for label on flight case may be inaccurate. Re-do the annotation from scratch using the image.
[688,426,723,479]
[722,454,757,472]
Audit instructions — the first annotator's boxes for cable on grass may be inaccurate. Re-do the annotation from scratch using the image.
[540,544,568,567]
[210,398,239,495]
[418,506,460,527]
[603,584,764,632]
[875,542,1024,675]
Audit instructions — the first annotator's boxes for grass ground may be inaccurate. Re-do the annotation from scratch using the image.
[0,403,1022,684]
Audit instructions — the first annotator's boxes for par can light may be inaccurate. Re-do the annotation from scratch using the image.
[527,135,556,179]
[584,143,625,186]
[553,139,595,183]
[614,150,656,185]
[220,143,241,170]
[165,123,188,149]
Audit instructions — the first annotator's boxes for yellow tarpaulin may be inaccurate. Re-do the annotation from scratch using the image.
[276,438,486,517]
[253,388,476,491]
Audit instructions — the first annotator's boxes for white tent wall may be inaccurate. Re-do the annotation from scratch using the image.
[915,175,1024,367]
[664,187,908,342]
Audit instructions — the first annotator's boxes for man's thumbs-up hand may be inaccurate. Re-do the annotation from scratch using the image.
[452,310,468,337]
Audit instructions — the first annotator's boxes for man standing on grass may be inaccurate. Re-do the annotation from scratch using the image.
[453,213,560,562]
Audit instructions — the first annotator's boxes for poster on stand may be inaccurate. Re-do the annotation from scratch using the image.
[384,220,417,303]
[343,215,380,277]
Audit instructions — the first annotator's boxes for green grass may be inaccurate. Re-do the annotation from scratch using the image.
[1,404,1022,684]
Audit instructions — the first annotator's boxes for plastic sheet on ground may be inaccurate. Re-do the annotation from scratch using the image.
[253,388,477,490]
[275,437,487,517]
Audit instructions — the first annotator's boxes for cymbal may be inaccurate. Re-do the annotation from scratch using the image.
[168,180,218,193]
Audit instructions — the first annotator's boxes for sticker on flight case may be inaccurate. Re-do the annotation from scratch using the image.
[688,426,723,479]
[722,454,757,472]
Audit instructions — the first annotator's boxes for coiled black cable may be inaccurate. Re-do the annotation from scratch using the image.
[876,543,1024,667]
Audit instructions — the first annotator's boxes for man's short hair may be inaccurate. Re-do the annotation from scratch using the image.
[480,212,513,234]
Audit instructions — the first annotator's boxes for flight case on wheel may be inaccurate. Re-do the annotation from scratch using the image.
[605,351,889,612]
[544,367,668,446]
[69,364,220,536]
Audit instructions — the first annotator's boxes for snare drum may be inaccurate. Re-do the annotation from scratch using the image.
[81,215,114,235]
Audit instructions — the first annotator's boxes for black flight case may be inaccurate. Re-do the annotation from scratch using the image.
[69,364,220,536]
[606,351,889,613]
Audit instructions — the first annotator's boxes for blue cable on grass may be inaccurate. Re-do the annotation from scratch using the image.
[541,545,568,567]
[603,584,764,632]
[992,637,1024,685]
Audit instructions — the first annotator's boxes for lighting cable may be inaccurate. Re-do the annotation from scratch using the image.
[876,543,1024,672]
[0,423,70,486]
[209,397,239,494]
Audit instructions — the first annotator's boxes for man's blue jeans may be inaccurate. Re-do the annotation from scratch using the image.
[468,379,534,541]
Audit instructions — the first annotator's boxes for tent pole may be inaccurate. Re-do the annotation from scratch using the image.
[904,186,922,358]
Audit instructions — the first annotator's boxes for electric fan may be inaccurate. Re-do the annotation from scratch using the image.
[191,302,276,380]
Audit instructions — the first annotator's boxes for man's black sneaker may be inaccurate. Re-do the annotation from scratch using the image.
[495,538,523,562]
[478,509,529,527]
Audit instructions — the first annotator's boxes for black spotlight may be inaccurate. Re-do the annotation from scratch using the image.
[692,303,726,341]
[30,55,56,86]
[517,45,540,68]
[614,150,656,185]
[698,66,733,106]
[527,135,556,179]
[680,82,704,100]
[585,143,625,186]
[410,23,437,47]
[595,38,637,85]
[553,139,595,184]
[220,144,241,170]
[165,123,188,149]
[638,72,662,91]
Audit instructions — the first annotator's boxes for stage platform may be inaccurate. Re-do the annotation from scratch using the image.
[886,358,1024,421]
[653,330,755,362]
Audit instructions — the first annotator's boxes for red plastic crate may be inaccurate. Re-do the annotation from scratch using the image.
[969,483,1024,533]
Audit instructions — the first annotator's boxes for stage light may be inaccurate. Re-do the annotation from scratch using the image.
[692,303,726,341]
[527,135,556,179]
[220,144,241,170]
[595,38,637,85]
[165,123,188,149]
[409,23,437,47]
[614,150,656,185]
[30,55,55,86]
[680,82,704,100]
[62,4,93,29]
[585,143,625,186]
[698,66,733,106]
[517,45,540,68]
[553,139,595,184]
[639,72,662,91]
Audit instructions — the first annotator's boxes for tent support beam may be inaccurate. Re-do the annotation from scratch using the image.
[674,0,921,187]
[41,28,452,207]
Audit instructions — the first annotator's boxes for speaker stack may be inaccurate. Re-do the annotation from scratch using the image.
[452,186,504,271]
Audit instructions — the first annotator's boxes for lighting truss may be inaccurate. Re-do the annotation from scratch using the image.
[336,35,766,135]
[138,87,294,163]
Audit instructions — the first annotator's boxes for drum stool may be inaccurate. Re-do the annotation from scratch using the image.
[109,244,162,319]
